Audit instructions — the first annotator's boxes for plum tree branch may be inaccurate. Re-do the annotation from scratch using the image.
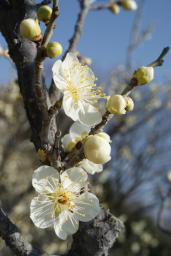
[0,206,49,256]
[0,206,123,256]
[0,1,123,255]
[63,0,90,58]
[90,1,121,11]
[63,47,169,169]
[34,0,59,149]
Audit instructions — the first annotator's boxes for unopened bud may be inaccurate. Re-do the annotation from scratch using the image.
[84,134,111,164]
[96,132,111,143]
[46,42,63,58]
[107,95,127,114]
[20,18,42,42]
[124,96,134,112]
[109,4,120,15]
[107,94,134,114]
[37,149,47,162]
[121,0,138,11]
[132,66,154,85]
[37,5,52,24]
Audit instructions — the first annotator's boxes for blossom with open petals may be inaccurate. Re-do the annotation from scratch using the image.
[30,166,100,240]
[52,53,104,126]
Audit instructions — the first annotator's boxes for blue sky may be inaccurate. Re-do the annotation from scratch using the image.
[0,0,171,84]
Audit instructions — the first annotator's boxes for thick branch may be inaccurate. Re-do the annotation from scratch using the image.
[0,207,48,256]
[34,0,59,148]
[0,206,123,256]
[0,1,46,149]
[67,209,124,256]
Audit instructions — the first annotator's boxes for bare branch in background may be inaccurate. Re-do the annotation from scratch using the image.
[126,0,146,70]
[90,1,111,11]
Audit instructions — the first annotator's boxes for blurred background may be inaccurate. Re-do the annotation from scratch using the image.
[0,0,171,255]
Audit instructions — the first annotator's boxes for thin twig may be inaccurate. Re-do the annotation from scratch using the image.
[90,2,111,11]
[41,0,59,47]
[36,0,52,8]
[90,0,120,11]
[63,48,169,168]
[63,0,90,58]
[35,0,59,148]
[126,0,146,71]
[148,47,170,67]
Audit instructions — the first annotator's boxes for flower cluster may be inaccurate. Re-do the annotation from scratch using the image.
[30,49,159,240]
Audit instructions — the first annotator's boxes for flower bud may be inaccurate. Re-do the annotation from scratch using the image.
[167,171,171,182]
[107,95,134,114]
[124,96,134,112]
[109,4,120,15]
[121,0,138,11]
[84,134,111,164]
[37,5,52,23]
[96,132,111,143]
[37,149,47,162]
[107,95,127,114]
[46,42,63,58]
[20,18,42,42]
[132,66,154,85]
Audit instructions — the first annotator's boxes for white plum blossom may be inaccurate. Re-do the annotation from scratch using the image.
[30,166,100,240]
[52,53,104,126]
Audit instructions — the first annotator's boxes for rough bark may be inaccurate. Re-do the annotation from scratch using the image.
[0,206,124,256]
[0,1,124,255]
[0,0,48,149]
[68,209,124,256]
[0,207,48,256]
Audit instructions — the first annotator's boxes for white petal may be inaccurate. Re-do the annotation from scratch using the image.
[52,60,67,91]
[78,159,103,175]
[32,166,59,193]
[54,222,67,240]
[62,93,79,121]
[62,52,79,71]
[74,192,100,222]
[61,167,88,193]
[54,210,79,240]
[30,195,54,229]
[78,103,102,126]
[61,134,73,152]
[70,121,90,138]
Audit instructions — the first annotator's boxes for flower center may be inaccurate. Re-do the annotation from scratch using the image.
[47,186,75,217]
[57,193,69,204]
[66,82,80,103]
